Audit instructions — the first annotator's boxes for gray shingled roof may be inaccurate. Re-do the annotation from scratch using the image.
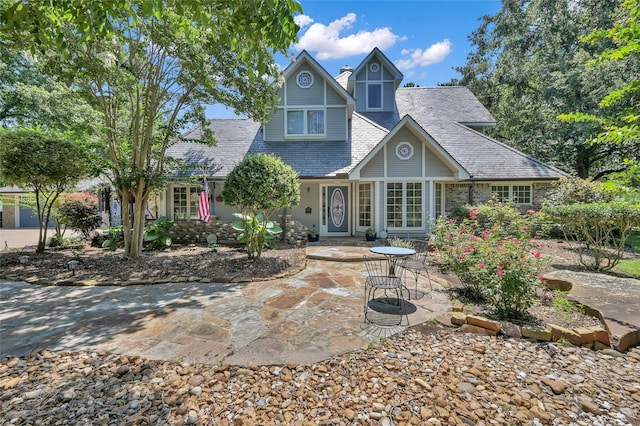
[167,119,260,178]
[169,84,564,180]
[415,120,567,180]
[396,86,496,124]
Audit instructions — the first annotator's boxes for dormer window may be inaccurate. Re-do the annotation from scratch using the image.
[286,108,325,137]
[369,63,380,73]
[367,83,382,110]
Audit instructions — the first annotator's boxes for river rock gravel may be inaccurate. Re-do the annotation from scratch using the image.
[2,327,639,425]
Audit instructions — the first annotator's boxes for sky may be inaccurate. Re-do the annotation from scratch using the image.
[208,0,502,118]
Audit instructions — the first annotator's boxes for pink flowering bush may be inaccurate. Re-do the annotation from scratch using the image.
[432,202,546,319]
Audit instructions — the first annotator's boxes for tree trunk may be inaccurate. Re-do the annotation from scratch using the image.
[120,191,133,256]
[119,182,151,259]
[35,189,46,254]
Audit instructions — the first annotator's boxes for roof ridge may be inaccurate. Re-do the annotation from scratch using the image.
[397,86,466,90]
[450,122,569,176]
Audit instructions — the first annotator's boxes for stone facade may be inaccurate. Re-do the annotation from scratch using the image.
[1,196,17,228]
[444,182,553,214]
[148,215,312,246]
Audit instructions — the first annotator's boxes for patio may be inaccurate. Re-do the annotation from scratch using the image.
[0,240,451,365]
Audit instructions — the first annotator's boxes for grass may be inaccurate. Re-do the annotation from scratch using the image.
[613,228,640,278]
[615,259,640,277]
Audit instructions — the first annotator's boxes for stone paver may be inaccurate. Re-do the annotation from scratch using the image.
[0,248,452,365]
[545,270,640,352]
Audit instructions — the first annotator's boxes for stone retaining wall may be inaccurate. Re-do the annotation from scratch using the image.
[436,302,617,352]
[148,215,311,245]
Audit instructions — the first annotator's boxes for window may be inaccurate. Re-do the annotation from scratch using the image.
[173,186,201,220]
[296,71,314,88]
[491,184,532,205]
[434,182,444,219]
[286,109,325,137]
[358,183,372,228]
[386,182,423,229]
[367,83,382,109]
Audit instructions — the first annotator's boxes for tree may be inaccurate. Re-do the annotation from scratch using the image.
[559,0,640,185]
[0,42,99,132]
[456,0,640,179]
[0,128,98,253]
[222,154,300,259]
[56,192,101,239]
[0,0,301,258]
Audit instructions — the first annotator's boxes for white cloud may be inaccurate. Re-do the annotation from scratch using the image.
[294,14,314,29]
[395,39,452,70]
[293,13,402,60]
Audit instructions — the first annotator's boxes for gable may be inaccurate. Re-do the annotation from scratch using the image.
[351,115,467,180]
[263,51,355,143]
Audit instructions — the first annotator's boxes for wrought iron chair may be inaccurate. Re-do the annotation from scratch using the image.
[363,255,409,326]
[402,239,433,299]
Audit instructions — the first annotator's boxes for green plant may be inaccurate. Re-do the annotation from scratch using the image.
[231,212,283,259]
[365,228,376,236]
[388,238,415,249]
[552,290,584,322]
[615,259,640,277]
[102,226,124,251]
[308,226,319,236]
[543,202,640,270]
[222,154,300,259]
[56,192,101,239]
[143,216,174,250]
[432,202,546,319]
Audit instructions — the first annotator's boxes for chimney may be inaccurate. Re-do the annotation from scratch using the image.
[339,65,353,74]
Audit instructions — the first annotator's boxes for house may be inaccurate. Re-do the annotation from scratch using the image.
[158,48,566,239]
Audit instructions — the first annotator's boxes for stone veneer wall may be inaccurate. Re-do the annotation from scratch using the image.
[148,215,311,245]
[444,182,554,214]
[1,195,17,228]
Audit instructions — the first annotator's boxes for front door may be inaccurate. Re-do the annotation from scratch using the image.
[322,185,349,235]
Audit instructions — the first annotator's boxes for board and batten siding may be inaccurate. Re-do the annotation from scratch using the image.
[263,109,284,142]
[326,85,344,105]
[285,70,324,106]
[360,149,384,178]
[326,107,347,141]
[387,140,422,177]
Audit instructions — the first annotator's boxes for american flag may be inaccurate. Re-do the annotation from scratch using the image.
[198,177,210,223]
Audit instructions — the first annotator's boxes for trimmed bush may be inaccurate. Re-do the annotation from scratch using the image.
[543,202,640,271]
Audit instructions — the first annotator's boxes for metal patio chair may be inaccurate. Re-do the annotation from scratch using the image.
[363,255,409,326]
[402,239,433,299]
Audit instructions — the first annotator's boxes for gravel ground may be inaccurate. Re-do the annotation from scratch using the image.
[2,324,639,425]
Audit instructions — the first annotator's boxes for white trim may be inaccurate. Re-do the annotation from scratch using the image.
[356,182,374,232]
[284,107,327,138]
[369,62,380,73]
[296,71,314,89]
[384,180,425,231]
[366,82,383,110]
[489,182,533,205]
[395,142,414,160]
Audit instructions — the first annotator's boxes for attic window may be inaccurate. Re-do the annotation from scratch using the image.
[367,83,382,110]
[296,71,314,89]
[369,63,380,73]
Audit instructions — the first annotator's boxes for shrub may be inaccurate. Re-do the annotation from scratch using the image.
[543,177,620,206]
[231,212,282,256]
[543,202,640,270]
[432,202,546,319]
[143,216,173,250]
[222,154,299,259]
[102,226,123,251]
[56,192,101,238]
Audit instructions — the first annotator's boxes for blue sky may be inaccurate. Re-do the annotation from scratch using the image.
[208,0,501,118]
